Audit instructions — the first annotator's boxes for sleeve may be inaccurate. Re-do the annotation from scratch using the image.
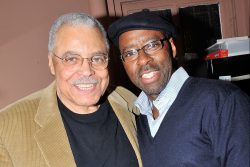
[0,136,13,167]
[212,89,250,167]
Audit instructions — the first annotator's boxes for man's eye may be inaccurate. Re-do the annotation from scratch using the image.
[92,56,105,63]
[146,41,160,49]
[64,56,79,64]
[124,50,137,58]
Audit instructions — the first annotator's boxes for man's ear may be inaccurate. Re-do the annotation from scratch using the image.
[168,37,177,58]
[48,54,55,75]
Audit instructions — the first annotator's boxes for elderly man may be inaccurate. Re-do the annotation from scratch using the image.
[0,13,142,167]
[108,10,250,167]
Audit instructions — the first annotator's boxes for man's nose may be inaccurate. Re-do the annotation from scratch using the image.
[136,49,153,65]
[78,59,94,75]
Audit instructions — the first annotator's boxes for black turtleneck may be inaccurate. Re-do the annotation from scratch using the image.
[57,97,138,167]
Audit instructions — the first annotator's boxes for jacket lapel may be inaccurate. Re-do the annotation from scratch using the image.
[34,82,76,167]
[108,86,142,167]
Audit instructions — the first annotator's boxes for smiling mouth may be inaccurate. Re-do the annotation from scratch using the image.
[75,83,95,90]
[141,71,157,79]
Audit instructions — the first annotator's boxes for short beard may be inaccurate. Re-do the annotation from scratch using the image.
[140,79,167,97]
[139,69,171,97]
[138,64,173,99]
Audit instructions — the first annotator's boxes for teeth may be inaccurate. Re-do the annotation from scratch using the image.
[142,71,155,79]
[75,84,94,90]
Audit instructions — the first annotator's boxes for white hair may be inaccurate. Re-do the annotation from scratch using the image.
[48,12,109,53]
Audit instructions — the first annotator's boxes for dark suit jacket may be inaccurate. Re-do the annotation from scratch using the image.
[0,82,142,167]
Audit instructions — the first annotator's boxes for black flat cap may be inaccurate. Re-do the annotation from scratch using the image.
[108,10,177,47]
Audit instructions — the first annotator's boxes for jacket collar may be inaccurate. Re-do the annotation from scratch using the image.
[108,86,142,167]
[34,81,76,167]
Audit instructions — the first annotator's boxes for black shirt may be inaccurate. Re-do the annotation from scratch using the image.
[58,98,138,167]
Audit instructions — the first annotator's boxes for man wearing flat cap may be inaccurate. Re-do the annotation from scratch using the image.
[108,10,250,167]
